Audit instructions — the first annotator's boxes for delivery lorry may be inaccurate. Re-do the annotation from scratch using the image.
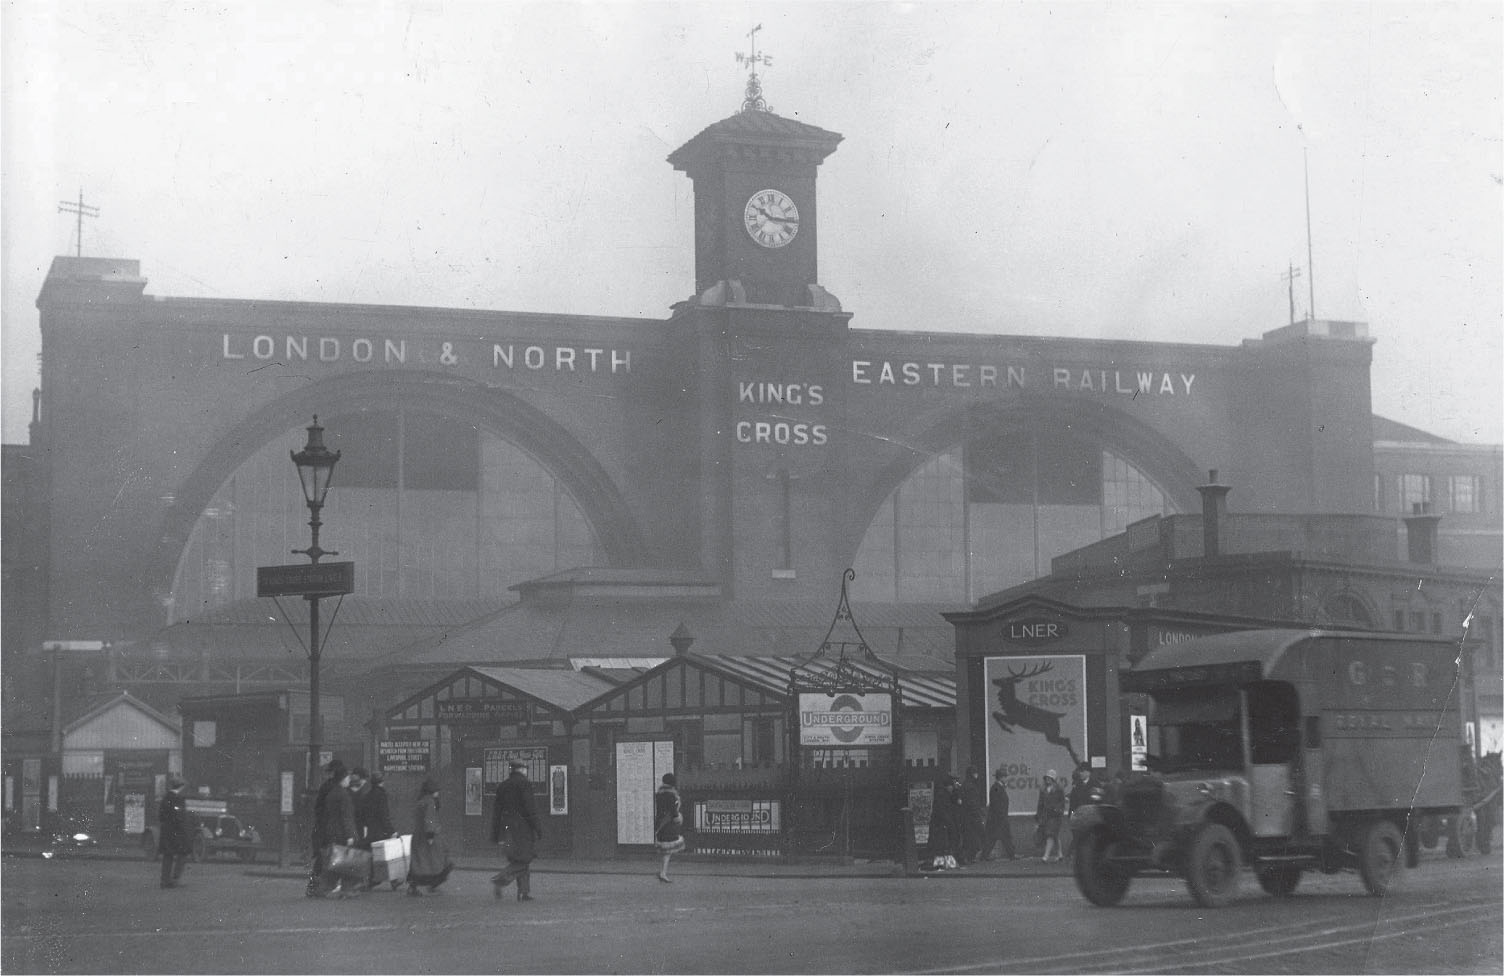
[1071,629,1469,908]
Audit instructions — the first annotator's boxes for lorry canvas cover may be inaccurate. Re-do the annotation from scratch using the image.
[1123,628,1465,811]
[1123,628,1456,697]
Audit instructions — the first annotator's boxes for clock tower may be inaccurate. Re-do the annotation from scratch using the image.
[668,63,843,309]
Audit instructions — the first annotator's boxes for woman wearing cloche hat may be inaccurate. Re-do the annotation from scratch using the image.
[1035,770,1066,863]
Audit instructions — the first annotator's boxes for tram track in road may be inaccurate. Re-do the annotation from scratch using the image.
[920,896,1502,976]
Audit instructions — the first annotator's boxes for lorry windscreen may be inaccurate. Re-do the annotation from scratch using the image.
[1147,688,1244,773]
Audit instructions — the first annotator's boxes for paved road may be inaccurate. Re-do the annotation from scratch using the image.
[3,852,1498,973]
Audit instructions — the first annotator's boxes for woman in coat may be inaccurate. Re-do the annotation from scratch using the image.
[653,773,685,883]
[1035,770,1066,862]
[406,778,453,896]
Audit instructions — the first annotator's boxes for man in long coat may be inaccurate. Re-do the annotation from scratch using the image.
[982,766,1016,860]
[157,776,193,889]
[490,761,543,901]
[309,759,357,897]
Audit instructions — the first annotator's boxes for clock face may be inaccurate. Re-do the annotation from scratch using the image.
[743,189,800,249]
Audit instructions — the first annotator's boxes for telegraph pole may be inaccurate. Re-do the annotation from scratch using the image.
[57,190,99,257]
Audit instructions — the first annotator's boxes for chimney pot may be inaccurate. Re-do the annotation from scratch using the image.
[1197,472,1232,558]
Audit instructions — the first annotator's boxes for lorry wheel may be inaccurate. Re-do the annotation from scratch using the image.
[1359,820,1404,896]
[1256,864,1301,897]
[1072,828,1132,907]
[1185,823,1241,908]
[1445,809,1478,858]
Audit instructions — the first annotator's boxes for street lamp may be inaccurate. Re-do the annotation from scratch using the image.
[290,416,340,801]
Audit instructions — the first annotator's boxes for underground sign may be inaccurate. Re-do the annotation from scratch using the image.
[798,692,893,746]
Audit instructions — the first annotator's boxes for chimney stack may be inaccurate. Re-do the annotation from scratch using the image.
[1197,470,1232,558]
[1404,502,1442,564]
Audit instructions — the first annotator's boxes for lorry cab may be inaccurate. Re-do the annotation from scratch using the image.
[1144,678,1326,839]
[1073,628,1467,909]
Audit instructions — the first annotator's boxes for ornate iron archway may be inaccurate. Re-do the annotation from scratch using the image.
[784,569,906,860]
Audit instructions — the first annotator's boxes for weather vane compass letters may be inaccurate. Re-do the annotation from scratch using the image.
[735,24,773,113]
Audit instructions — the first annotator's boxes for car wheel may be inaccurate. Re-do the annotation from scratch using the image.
[1072,828,1133,906]
[1359,819,1404,896]
[1185,823,1241,908]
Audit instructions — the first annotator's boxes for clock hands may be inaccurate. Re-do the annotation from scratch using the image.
[752,203,798,227]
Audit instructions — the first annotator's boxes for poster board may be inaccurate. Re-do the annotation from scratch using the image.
[984,654,1088,816]
[614,740,673,844]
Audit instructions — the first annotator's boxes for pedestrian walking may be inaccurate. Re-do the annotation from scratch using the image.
[654,773,685,883]
[348,767,393,890]
[309,759,358,898]
[407,778,454,896]
[981,766,1016,860]
[1035,770,1066,862]
[156,776,192,889]
[959,766,987,865]
[1063,763,1097,860]
[490,760,542,902]
[360,770,395,844]
[926,773,962,870]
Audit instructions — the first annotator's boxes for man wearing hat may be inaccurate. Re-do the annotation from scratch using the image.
[490,760,543,902]
[308,759,357,897]
[156,775,193,888]
[981,766,1016,861]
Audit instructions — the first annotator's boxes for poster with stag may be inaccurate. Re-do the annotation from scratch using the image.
[983,655,1088,817]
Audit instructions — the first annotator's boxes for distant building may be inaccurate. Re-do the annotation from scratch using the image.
[946,470,1503,790]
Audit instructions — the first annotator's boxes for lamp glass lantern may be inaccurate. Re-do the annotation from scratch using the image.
[290,415,341,510]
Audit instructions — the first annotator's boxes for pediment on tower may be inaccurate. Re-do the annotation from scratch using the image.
[667,110,842,174]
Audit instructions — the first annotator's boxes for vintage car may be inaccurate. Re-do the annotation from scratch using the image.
[141,799,264,863]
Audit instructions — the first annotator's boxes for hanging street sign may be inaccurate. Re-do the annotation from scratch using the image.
[256,561,355,597]
[798,692,893,746]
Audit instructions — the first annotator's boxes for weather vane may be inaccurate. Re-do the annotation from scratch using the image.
[735,24,773,113]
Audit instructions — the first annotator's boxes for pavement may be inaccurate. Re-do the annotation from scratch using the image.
[3,835,1074,881]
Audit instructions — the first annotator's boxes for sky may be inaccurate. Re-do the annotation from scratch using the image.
[3,1,1500,446]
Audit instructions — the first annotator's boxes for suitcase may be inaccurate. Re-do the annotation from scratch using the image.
[370,834,411,889]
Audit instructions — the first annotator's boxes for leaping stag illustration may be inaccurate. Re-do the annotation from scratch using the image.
[992,662,1081,768]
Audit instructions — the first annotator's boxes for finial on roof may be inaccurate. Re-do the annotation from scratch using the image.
[735,23,773,113]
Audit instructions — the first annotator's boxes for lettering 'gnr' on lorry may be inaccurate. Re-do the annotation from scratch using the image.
[1070,630,1472,909]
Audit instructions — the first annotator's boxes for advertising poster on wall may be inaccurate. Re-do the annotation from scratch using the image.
[549,765,568,816]
[984,654,1088,816]
[614,740,674,845]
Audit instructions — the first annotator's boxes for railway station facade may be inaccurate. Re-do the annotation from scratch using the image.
[5,94,1500,855]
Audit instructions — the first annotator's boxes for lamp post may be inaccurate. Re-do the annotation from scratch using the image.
[290,416,340,803]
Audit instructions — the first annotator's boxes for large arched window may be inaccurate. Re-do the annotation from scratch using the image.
[850,432,1175,604]
[168,410,602,621]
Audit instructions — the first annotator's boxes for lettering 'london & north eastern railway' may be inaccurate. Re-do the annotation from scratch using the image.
[219,334,1198,396]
